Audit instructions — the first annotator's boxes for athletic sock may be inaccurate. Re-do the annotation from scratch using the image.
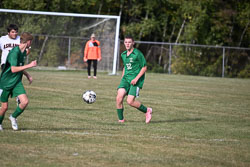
[12,106,24,118]
[0,115,5,124]
[137,104,147,113]
[117,108,124,120]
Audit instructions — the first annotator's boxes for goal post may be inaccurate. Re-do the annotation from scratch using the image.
[0,9,120,74]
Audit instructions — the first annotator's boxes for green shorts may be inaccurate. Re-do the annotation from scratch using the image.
[118,78,140,97]
[0,82,26,102]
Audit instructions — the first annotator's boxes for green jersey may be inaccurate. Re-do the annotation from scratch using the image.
[0,46,26,90]
[121,48,147,88]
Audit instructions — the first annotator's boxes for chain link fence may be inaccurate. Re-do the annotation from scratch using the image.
[1,33,249,78]
[26,34,115,73]
[121,41,250,78]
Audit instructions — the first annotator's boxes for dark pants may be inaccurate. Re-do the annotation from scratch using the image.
[87,60,98,76]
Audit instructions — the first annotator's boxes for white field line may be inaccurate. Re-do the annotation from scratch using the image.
[18,129,239,143]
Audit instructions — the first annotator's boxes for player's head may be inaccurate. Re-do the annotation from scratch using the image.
[7,24,19,39]
[124,35,134,42]
[20,32,33,47]
[91,33,96,40]
[124,35,134,51]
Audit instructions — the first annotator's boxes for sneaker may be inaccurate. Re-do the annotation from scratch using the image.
[9,115,18,130]
[88,76,91,79]
[118,119,125,123]
[0,125,3,131]
[145,108,152,123]
[93,76,97,79]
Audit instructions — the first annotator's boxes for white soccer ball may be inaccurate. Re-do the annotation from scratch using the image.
[82,90,96,104]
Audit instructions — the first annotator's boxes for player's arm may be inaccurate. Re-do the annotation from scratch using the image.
[97,41,101,61]
[11,60,37,73]
[131,66,147,85]
[23,70,33,84]
[122,67,125,77]
[83,42,89,62]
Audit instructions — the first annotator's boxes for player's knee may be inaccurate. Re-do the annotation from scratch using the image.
[116,95,123,104]
[1,105,8,112]
[126,98,134,106]
[21,98,29,107]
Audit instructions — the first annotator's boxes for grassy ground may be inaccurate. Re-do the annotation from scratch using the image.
[0,70,250,167]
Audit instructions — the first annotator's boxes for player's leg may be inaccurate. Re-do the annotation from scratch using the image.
[127,95,141,108]
[0,102,8,130]
[9,83,28,130]
[9,94,29,131]
[116,88,127,122]
[87,60,92,78]
[12,94,29,116]
[116,88,127,108]
[0,88,10,130]
[93,60,97,78]
[127,86,144,109]
[127,85,152,123]
[116,78,130,122]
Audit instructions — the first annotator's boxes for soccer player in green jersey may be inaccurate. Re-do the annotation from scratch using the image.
[116,35,152,123]
[0,32,37,131]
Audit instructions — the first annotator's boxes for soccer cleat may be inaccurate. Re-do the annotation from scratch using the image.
[93,76,97,79]
[118,119,125,123]
[88,76,91,79]
[145,108,152,123]
[0,125,3,131]
[9,115,18,131]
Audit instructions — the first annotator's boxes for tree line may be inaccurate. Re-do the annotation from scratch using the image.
[0,0,249,77]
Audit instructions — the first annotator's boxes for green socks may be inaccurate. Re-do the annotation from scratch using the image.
[117,105,147,120]
[137,104,147,113]
[12,106,24,118]
[117,108,124,120]
[0,106,24,125]
[0,115,5,124]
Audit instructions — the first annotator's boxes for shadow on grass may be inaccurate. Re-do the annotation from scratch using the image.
[28,107,96,112]
[103,118,203,124]
[20,127,93,132]
[150,118,203,124]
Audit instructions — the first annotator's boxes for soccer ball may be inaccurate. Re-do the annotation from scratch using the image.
[82,90,96,104]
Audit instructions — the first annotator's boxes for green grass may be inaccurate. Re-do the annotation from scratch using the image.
[0,70,250,167]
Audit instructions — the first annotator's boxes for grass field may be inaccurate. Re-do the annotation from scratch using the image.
[0,70,250,167]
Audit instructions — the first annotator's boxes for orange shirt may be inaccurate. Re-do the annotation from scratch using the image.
[84,40,101,60]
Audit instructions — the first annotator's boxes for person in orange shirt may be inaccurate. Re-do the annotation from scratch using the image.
[83,33,101,79]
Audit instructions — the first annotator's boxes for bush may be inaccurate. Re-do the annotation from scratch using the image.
[147,63,164,73]
[238,65,250,78]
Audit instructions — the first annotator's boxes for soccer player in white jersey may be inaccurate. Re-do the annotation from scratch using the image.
[0,24,20,70]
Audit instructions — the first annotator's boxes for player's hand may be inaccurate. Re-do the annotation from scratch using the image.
[131,78,138,85]
[84,58,88,62]
[98,58,101,61]
[29,60,37,67]
[27,76,33,84]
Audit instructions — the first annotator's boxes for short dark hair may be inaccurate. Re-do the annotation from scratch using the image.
[7,24,18,33]
[124,35,134,41]
[20,32,33,43]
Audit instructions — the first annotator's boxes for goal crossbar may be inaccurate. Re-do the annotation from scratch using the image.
[0,9,120,74]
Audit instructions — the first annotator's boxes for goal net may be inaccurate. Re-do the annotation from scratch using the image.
[0,9,120,74]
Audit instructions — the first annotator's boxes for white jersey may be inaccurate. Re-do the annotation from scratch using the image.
[0,35,20,65]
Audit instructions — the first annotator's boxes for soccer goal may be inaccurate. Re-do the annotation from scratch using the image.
[0,9,120,75]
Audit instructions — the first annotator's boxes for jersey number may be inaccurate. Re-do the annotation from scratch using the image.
[126,63,132,70]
